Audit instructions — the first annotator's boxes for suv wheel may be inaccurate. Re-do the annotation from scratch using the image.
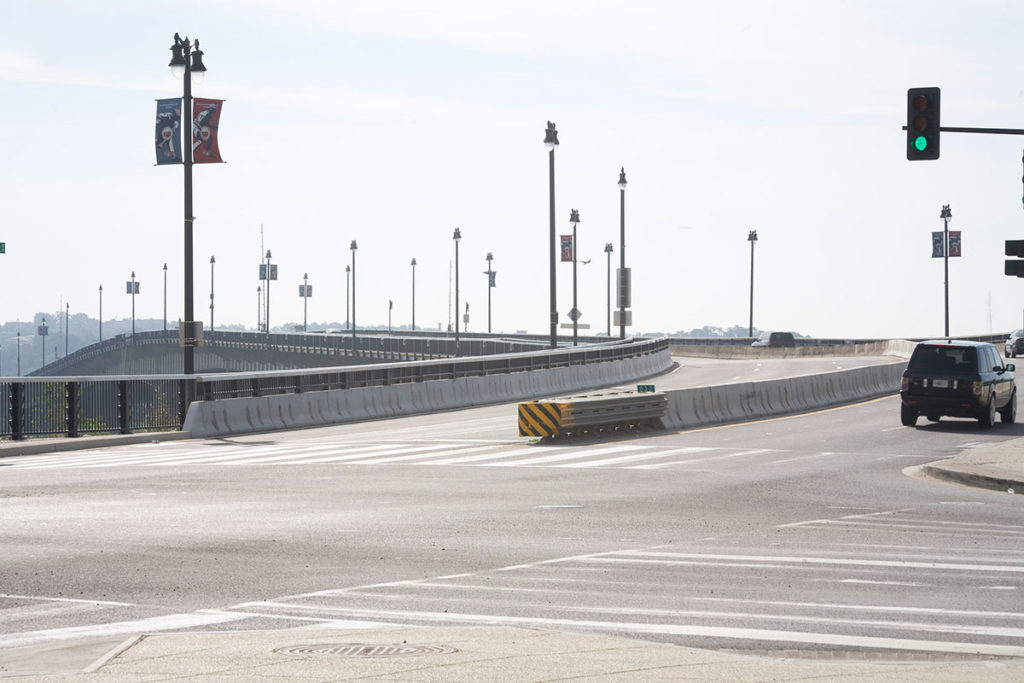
[900,403,918,427]
[1000,390,1017,424]
[979,395,997,429]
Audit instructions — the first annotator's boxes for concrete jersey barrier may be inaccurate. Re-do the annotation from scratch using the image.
[184,348,673,438]
[658,360,907,431]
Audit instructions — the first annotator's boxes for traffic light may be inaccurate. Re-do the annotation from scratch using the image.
[907,87,940,161]
[1005,240,1024,277]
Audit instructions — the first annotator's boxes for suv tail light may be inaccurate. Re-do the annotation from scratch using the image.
[972,380,983,395]
[901,377,910,391]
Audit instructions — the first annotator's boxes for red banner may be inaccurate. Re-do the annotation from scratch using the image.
[948,231,961,257]
[192,98,224,163]
[560,235,573,262]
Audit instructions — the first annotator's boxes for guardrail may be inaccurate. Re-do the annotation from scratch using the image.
[3,338,668,440]
[32,329,554,377]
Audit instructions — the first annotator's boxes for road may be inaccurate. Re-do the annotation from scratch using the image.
[2,355,1022,676]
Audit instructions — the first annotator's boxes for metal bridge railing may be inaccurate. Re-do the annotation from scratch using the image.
[3,338,667,440]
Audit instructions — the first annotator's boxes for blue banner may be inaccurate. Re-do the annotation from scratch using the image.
[155,98,183,165]
[489,271,496,287]
[931,232,943,258]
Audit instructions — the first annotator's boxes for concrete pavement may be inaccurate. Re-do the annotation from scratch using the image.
[3,422,1023,680]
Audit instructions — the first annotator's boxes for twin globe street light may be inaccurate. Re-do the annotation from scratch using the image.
[167,33,207,374]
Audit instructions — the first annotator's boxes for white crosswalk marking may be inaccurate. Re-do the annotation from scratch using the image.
[485,444,647,467]
[1,442,817,472]
[563,446,714,468]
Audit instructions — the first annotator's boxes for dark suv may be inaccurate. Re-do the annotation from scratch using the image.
[900,340,1016,428]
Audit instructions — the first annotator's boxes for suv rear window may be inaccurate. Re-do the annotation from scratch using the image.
[908,345,978,373]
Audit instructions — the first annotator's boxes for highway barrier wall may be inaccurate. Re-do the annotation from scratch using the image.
[658,359,908,431]
[669,340,917,360]
[184,346,672,438]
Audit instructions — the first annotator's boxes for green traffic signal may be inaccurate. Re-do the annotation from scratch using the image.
[906,87,940,160]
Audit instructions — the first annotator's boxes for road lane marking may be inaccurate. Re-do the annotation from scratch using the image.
[0,611,245,649]
[767,452,840,465]
[559,446,714,468]
[210,603,1024,658]
[632,448,778,470]
[484,445,647,467]
[0,594,133,607]
[341,444,502,464]
[778,508,913,528]
[693,596,1024,620]
[424,448,538,465]
[591,551,1024,573]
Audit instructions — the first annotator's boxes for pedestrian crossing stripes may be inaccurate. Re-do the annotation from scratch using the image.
[0,441,813,472]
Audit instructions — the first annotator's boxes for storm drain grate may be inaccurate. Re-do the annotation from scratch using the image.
[275,643,459,658]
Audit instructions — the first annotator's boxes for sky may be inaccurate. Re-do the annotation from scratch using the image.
[3,0,1024,340]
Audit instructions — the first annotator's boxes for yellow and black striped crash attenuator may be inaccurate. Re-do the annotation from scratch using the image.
[518,400,569,437]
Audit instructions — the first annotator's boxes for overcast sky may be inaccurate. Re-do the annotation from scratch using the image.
[3,1,1024,339]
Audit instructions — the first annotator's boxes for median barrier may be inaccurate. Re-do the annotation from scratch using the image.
[658,361,906,431]
[184,347,673,438]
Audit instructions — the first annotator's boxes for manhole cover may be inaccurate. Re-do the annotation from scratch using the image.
[275,643,458,658]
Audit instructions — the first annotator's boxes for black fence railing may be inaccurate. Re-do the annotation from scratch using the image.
[2,377,189,440]
[4,338,667,440]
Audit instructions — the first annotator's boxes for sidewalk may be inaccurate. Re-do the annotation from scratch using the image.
[22,626,1024,682]
[919,436,1024,494]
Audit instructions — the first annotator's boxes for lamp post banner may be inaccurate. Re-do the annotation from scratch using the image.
[192,98,224,163]
[154,98,183,165]
[560,235,573,262]
[931,231,944,258]
[489,271,496,287]
[948,231,961,257]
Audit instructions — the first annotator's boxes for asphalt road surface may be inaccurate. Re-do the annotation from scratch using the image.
[2,356,1022,676]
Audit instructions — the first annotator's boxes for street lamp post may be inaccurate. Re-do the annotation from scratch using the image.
[604,242,613,336]
[485,252,493,334]
[453,228,461,353]
[350,240,357,354]
[345,264,351,331]
[747,230,758,338]
[410,258,417,331]
[167,32,208,375]
[569,209,581,346]
[301,272,309,331]
[209,256,215,332]
[941,204,952,337]
[264,249,272,334]
[98,285,103,341]
[162,263,168,331]
[17,331,21,376]
[128,271,138,338]
[618,167,627,339]
[40,318,47,368]
[256,285,261,331]
[388,299,393,334]
[545,121,559,348]
[65,302,69,357]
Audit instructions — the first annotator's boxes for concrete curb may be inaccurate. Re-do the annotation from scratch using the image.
[0,430,193,458]
[919,463,1023,494]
